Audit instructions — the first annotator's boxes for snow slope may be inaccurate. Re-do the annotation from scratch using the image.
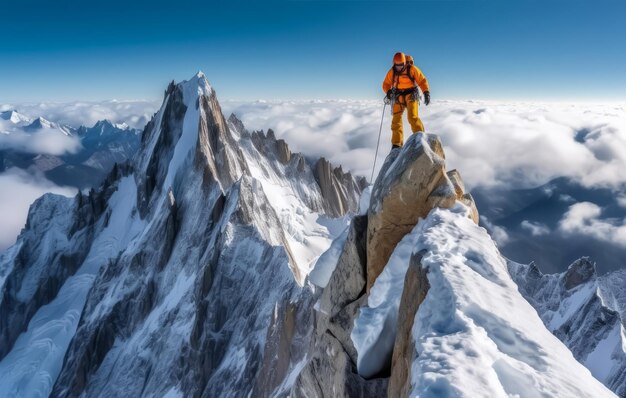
[0,176,146,397]
[352,203,616,397]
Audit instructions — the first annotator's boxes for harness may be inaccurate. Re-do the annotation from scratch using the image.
[392,66,420,105]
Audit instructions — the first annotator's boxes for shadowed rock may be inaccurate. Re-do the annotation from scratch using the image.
[293,215,390,397]
[564,257,596,290]
[388,250,430,398]
[314,157,362,218]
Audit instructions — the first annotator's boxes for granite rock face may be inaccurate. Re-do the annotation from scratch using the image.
[292,215,389,397]
[387,250,430,398]
[366,133,478,292]
[314,157,366,218]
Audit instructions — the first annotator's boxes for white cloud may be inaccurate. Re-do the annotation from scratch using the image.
[0,168,76,251]
[480,215,510,245]
[1,100,160,130]
[0,130,82,155]
[521,220,550,236]
[558,201,626,247]
[221,100,626,192]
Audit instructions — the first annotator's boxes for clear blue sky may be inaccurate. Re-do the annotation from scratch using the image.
[1,0,625,101]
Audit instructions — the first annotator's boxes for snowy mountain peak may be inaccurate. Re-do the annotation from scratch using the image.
[0,73,365,397]
[181,70,213,100]
[25,116,53,130]
[0,110,31,125]
[20,116,72,136]
[93,119,114,129]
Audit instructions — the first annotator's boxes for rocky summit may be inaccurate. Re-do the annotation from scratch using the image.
[0,73,618,398]
[366,133,479,292]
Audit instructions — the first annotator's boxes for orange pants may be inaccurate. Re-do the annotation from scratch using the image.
[391,93,424,146]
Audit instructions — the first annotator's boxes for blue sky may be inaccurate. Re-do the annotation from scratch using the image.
[1,0,625,101]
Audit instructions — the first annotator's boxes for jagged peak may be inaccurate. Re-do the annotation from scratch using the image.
[1,109,31,124]
[563,256,597,290]
[93,119,114,128]
[179,70,214,103]
[25,116,53,130]
[266,128,276,141]
[227,113,248,136]
[84,119,131,133]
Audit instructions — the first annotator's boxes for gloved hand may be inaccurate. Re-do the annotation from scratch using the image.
[384,89,393,104]
[424,91,431,106]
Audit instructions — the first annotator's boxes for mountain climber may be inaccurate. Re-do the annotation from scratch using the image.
[382,52,430,149]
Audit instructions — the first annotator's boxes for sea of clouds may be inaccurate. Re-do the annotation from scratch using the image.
[0,127,82,156]
[221,99,626,191]
[1,98,625,263]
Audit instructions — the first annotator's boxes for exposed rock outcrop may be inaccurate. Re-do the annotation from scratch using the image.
[366,133,478,291]
[314,157,365,218]
[564,257,596,290]
[292,215,389,396]
[388,250,429,398]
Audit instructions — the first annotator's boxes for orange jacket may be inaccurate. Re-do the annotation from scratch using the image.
[382,65,429,93]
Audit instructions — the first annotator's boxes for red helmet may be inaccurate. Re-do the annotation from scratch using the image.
[392,52,406,65]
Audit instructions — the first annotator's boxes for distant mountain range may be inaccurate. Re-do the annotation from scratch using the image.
[1,110,141,189]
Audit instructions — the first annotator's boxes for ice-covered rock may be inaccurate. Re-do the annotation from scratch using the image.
[291,214,390,397]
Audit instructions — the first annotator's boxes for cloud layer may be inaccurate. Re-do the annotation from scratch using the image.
[5,98,624,193]
[0,129,82,155]
[222,99,626,191]
[559,202,626,247]
[0,168,76,251]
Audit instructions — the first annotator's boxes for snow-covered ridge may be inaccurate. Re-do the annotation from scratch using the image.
[294,129,615,397]
[352,203,615,397]
[333,131,616,397]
